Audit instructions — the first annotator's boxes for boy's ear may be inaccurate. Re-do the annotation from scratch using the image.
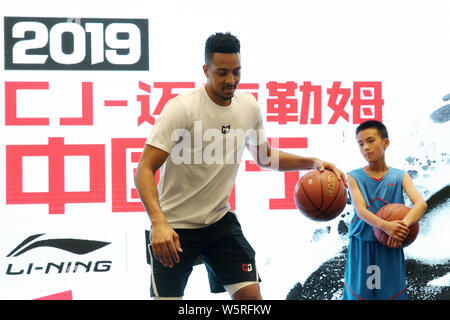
[384,138,390,148]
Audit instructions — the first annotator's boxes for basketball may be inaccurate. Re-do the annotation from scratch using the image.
[373,203,419,248]
[294,169,348,221]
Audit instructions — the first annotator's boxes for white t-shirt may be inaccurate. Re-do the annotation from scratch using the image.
[146,85,267,229]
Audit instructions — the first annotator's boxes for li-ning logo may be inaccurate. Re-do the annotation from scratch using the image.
[5,233,112,276]
[7,233,110,257]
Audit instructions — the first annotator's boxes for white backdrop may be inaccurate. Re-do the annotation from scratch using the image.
[1,0,449,300]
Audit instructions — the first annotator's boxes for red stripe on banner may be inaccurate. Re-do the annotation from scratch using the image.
[34,290,73,300]
[60,82,93,125]
[5,137,105,214]
[268,137,308,148]
[131,151,142,163]
[139,81,151,93]
[104,100,128,107]
[5,81,50,126]
[245,160,270,172]
[131,188,140,199]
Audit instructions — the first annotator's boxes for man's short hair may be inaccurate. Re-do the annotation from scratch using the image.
[356,120,389,139]
[205,32,240,65]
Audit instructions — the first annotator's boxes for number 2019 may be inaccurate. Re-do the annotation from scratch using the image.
[12,21,141,65]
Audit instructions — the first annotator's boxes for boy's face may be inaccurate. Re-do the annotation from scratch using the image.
[356,128,390,163]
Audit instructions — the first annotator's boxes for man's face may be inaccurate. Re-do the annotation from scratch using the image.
[356,128,390,163]
[203,52,241,106]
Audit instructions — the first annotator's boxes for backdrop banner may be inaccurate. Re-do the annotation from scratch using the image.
[1,0,449,300]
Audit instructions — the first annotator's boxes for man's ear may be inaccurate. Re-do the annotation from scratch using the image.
[203,64,209,78]
[384,138,390,149]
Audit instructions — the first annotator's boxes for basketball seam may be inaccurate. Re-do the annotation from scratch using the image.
[313,211,329,220]
[295,204,321,214]
[384,204,394,220]
[314,201,346,220]
[319,171,324,209]
[323,202,347,219]
[299,175,321,211]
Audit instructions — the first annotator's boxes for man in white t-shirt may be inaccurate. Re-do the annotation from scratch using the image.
[135,32,347,300]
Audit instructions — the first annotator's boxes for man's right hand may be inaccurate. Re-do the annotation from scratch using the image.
[151,222,183,268]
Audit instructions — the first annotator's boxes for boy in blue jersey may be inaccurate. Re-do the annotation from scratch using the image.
[343,120,427,300]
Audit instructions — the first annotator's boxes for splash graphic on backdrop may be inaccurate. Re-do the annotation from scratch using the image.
[286,98,450,300]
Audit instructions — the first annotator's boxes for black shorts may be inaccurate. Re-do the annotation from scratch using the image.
[148,212,260,297]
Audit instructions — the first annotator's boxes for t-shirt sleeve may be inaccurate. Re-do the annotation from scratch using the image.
[146,99,188,153]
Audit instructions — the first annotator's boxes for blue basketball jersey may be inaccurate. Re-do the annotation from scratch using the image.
[348,167,405,242]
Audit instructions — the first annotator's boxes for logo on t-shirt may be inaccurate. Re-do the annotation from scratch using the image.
[222,125,231,134]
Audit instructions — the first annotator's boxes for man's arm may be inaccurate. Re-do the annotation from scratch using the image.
[246,140,348,186]
[134,144,182,268]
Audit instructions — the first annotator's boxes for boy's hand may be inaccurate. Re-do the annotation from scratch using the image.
[381,220,409,242]
[387,236,403,248]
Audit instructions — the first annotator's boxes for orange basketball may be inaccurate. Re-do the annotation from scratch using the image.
[373,203,419,248]
[294,169,347,221]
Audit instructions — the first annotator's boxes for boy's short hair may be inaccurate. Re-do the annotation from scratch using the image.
[356,120,389,139]
[205,32,240,65]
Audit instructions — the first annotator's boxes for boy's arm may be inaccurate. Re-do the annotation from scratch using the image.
[347,174,409,242]
[401,172,427,227]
